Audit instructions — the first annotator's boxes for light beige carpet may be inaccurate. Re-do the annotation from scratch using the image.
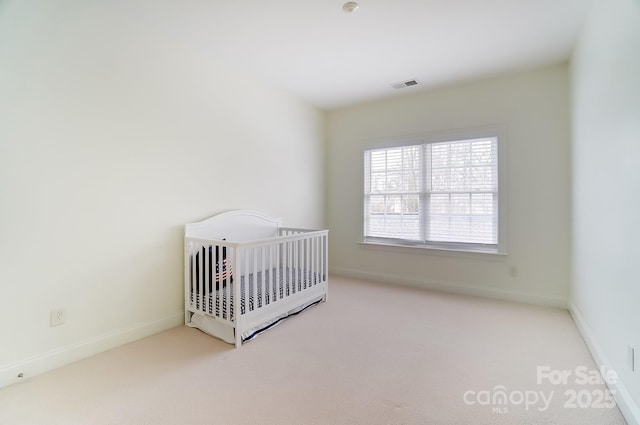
[0,276,627,424]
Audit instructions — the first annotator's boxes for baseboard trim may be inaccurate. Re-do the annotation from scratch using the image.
[569,302,640,425]
[329,266,568,308]
[0,312,184,390]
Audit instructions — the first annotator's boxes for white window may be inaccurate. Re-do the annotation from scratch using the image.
[364,135,504,253]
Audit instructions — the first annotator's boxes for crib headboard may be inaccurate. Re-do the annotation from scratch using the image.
[185,210,282,242]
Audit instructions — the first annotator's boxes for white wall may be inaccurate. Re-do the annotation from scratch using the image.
[326,64,571,306]
[0,0,324,387]
[570,0,640,421]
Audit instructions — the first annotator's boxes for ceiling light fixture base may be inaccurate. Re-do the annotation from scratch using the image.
[343,2,360,13]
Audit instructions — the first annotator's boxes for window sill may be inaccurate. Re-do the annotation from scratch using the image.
[358,240,508,259]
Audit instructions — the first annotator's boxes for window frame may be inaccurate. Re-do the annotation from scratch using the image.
[361,128,507,255]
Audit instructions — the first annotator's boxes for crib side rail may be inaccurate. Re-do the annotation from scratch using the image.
[234,230,328,317]
[280,227,322,235]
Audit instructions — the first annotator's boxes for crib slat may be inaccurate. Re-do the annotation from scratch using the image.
[208,244,213,316]
[228,245,232,318]
[310,236,315,286]
[294,239,302,291]
[299,239,302,290]
[308,237,313,288]
[282,241,287,298]
[284,240,289,297]
[305,237,310,289]
[221,243,227,320]
[298,239,303,290]
[236,249,242,317]
[195,243,199,311]
[288,240,293,295]
[240,248,245,316]
[293,240,298,293]
[207,244,212,315]
[284,240,288,296]
[300,239,304,290]
[190,243,195,310]
[303,238,307,289]
[273,243,282,301]
[198,243,204,313]
[268,245,273,304]
[245,247,250,311]
[266,245,270,306]
[252,247,258,311]
[316,235,320,283]
[297,239,302,291]
[260,245,265,308]
[273,242,278,301]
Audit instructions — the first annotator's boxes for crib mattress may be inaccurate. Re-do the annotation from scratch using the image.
[191,267,323,320]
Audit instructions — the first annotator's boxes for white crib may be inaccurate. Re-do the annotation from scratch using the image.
[184,210,329,347]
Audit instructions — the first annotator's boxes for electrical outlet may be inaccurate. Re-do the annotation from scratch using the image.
[629,345,636,372]
[50,309,65,327]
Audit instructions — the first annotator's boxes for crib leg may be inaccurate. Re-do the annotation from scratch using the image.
[184,310,191,325]
[234,330,242,348]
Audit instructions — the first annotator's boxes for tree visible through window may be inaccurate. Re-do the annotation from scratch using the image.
[364,136,499,250]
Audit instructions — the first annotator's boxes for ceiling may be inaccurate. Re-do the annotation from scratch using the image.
[112,0,593,110]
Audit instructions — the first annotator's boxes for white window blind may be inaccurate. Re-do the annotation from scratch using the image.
[364,137,499,250]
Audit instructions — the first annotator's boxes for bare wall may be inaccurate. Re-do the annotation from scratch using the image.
[326,64,571,306]
[0,0,325,386]
[570,0,640,420]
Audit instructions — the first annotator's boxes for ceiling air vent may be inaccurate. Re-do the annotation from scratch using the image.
[391,79,419,89]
